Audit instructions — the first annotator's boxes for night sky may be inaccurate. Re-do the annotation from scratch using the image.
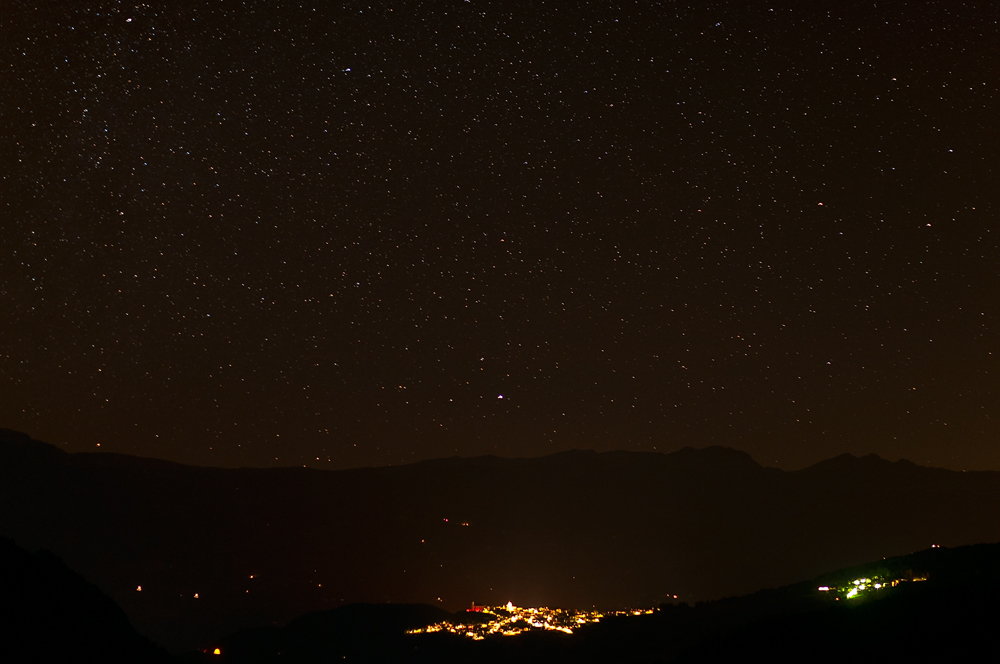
[3,1,999,471]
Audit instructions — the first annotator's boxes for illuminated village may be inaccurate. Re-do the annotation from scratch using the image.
[408,567,931,644]
[407,602,656,640]
[818,570,928,600]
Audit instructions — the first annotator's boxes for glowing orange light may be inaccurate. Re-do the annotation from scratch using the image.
[136,585,142,591]
[213,647,221,655]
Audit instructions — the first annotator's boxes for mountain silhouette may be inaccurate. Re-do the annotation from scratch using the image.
[0,535,171,662]
[2,427,999,652]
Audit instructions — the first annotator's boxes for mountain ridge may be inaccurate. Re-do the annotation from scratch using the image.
[3,428,999,652]
[3,427,933,475]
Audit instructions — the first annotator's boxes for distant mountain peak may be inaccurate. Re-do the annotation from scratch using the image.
[666,445,763,469]
[801,451,926,474]
[0,428,37,447]
[0,428,69,463]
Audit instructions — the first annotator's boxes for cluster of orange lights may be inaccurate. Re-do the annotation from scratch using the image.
[408,602,657,640]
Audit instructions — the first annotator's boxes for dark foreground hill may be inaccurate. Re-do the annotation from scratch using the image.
[670,541,1000,663]
[0,536,171,663]
[190,542,1000,663]
[189,544,1000,664]
[3,428,1000,652]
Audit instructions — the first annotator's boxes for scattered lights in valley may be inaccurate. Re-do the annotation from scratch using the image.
[408,602,655,640]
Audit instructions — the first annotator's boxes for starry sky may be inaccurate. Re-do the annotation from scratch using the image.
[3,0,999,471]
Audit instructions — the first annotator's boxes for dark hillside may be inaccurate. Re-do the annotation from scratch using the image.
[3,428,1000,652]
[195,542,1000,663]
[0,535,171,663]
[674,542,1000,662]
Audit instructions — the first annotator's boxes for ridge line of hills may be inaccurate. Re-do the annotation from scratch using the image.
[1,426,942,474]
[3,427,999,653]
